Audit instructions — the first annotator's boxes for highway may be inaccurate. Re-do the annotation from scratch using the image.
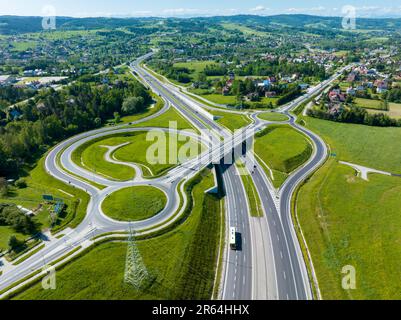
[0,51,350,300]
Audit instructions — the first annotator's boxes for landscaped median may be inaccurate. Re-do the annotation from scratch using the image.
[71,131,205,180]
[101,186,167,222]
[257,112,289,122]
[254,125,313,188]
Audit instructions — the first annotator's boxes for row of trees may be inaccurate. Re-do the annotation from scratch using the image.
[0,86,36,110]
[384,88,401,103]
[0,79,152,177]
[307,106,401,127]
[237,60,327,81]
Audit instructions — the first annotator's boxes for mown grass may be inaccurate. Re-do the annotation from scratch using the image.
[113,132,204,178]
[210,110,252,132]
[102,186,167,222]
[173,61,217,80]
[131,106,195,131]
[77,136,137,181]
[13,169,222,300]
[237,163,264,217]
[73,131,204,179]
[301,116,401,173]
[354,98,385,110]
[254,125,312,186]
[296,116,401,299]
[258,112,289,122]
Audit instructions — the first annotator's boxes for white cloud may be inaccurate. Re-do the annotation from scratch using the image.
[249,5,269,13]
[160,7,240,17]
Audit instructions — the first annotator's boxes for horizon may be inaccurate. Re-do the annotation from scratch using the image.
[1,0,401,19]
[1,12,401,20]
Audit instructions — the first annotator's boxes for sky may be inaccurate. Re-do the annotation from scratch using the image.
[1,0,401,18]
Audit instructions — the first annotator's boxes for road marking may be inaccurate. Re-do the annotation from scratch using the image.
[280,251,283,259]
[283,271,287,280]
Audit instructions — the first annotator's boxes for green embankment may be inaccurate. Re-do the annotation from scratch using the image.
[254,125,312,188]
[296,116,401,299]
[131,106,195,131]
[258,112,289,122]
[12,169,222,300]
[73,132,204,179]
[101,186,167,221]
[210,110,252,132]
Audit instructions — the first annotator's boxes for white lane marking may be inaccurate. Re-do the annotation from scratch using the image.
[280,251,283,259]
[277,234,280,241]
[243,276,246,285]
[283,271,287,280]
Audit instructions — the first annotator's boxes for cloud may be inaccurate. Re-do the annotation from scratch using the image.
[160,7,240,17]
[249,5,269,13]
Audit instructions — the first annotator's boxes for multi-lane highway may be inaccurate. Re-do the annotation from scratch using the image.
[0,51,350,300]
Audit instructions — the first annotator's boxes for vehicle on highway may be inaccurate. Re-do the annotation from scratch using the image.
[230,227,237,250]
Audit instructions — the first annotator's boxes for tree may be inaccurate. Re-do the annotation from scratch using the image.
[122,96,145,115]
[8,235,21,252]
[0,177,8,197]
[15,178,27,189]
[113,112,121,124]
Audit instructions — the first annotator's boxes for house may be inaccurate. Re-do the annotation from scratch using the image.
[222,86,230,96]
[265,91,277,98]
[347,72,357,82]
[0,75,10,85]
[346,87,356,95]
[245,92,259,102]
[299,83,309,90]
[329,91,346,103]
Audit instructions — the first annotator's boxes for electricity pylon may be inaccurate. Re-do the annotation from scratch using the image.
[124,226,149,289]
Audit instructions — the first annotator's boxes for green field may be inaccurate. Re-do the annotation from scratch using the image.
[77,136,136,181]
[13,169,222,300]
[210,110,251,132]
[302,116,401,173]
[254,125,312,186]
[131,107,195,131]
[368,102,401,119]
[102,186,167,221]
[258,112,289,122]
[220,23,268,36]
[200,94,237,105]
[296,116,401,299]
[113,132,204,177]
[74,131,204,179]
[354,98,385,110]
[173,61,217,80]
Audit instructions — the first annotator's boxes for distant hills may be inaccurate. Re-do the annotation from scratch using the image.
[1,14,400,35]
